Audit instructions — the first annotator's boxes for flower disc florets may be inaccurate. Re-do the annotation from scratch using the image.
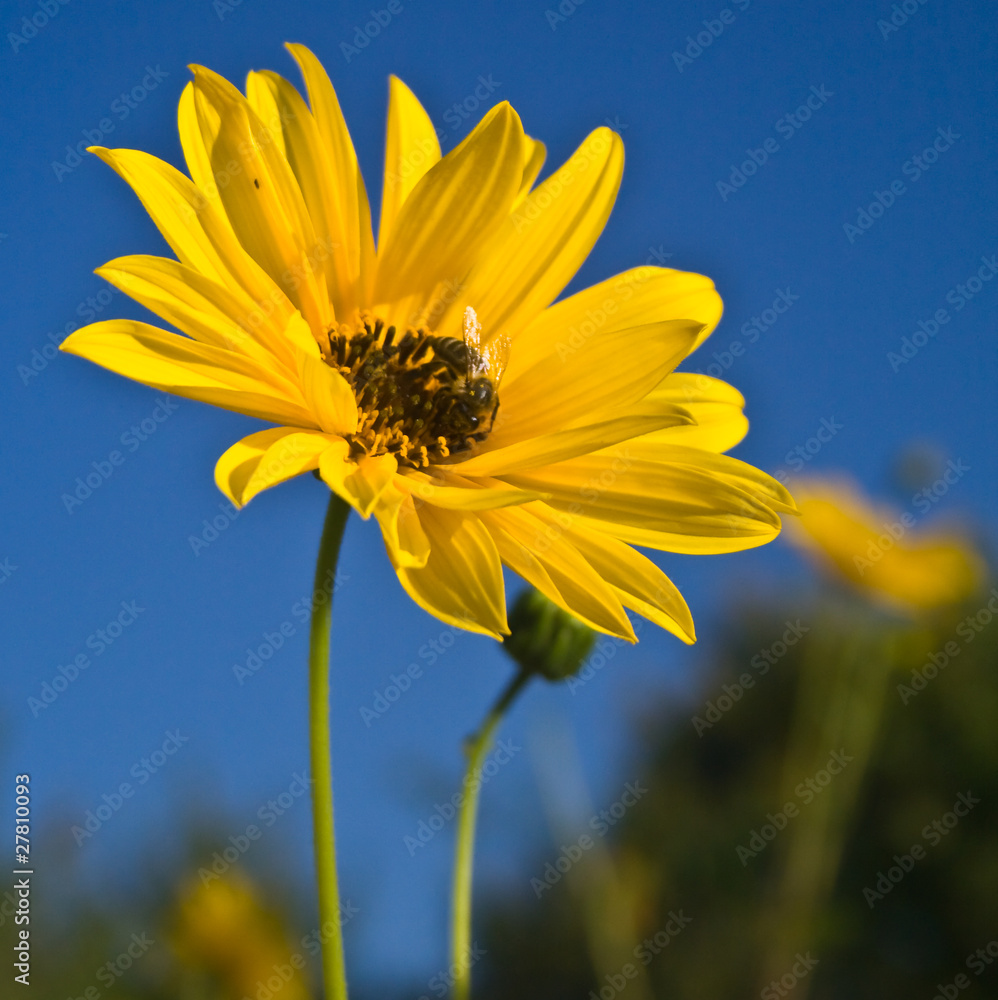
[318,313,499,469]
[61,48,798,642]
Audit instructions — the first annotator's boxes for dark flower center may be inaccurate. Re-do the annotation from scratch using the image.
[319,314,499,469]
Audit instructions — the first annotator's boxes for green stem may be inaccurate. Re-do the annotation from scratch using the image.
[309,493,351,1000]
[451,668,532,1000]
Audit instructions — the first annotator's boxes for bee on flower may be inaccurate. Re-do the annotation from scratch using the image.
[62,44,794,642]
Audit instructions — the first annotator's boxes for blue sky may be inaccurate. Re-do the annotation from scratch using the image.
[2,0,996,991]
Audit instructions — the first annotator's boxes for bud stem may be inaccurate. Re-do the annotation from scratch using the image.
[450,667,532,1000]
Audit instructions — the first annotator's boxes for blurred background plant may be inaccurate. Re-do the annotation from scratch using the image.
[475,471,997,1000]
[6,469,996,1000]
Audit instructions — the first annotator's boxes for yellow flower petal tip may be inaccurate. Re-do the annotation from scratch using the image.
[68,44,791,643]
[787,474,985,614]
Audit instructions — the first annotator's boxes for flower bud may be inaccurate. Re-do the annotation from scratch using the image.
[504,588,596,681]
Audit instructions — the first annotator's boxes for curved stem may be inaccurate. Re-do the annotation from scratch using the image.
[309,493,351,1000]
[451,668,532,1000]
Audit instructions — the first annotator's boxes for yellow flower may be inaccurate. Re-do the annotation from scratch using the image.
[62,45,793,642]
[171,873,311,999]
[787,475,984,613]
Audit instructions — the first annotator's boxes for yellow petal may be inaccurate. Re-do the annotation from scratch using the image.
[504,266,723,385]
[634,443,797,515]
[318,444,396,518]
[178,81,217,193]
[283,311,325,358]
[285,43,376,305]
[513,137,546,208]
[481,505,635,640]
[374,102,525,306]
[62,319,315,426]
[387,505,509,638]
[88,146,297,326]
[347,453,398,518]
[654,372,746,410]
[186,65,332,333]
[505,452,784,554]
[247,69,367,319]
[215,427,338,506]
[492,320,701,445]
[537,511,695,642]
[434,127,624,342]
[379,76,442,251]
[297,351,358,435]
[635,373,748,452]
[97,254,290,371]
[401,471,546,510]
[452,412,693,477]
[787,477,984,613]
[242,71,288,158]
[556,373,745,452]
[374,481,431,569]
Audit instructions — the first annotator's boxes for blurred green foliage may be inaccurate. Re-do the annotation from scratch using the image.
[7,581,998,999]
[476,588,998,999]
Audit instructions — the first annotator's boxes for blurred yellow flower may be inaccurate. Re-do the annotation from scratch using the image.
[787,476,984,613]
[172,872,311,999]
[62,44,794,641]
